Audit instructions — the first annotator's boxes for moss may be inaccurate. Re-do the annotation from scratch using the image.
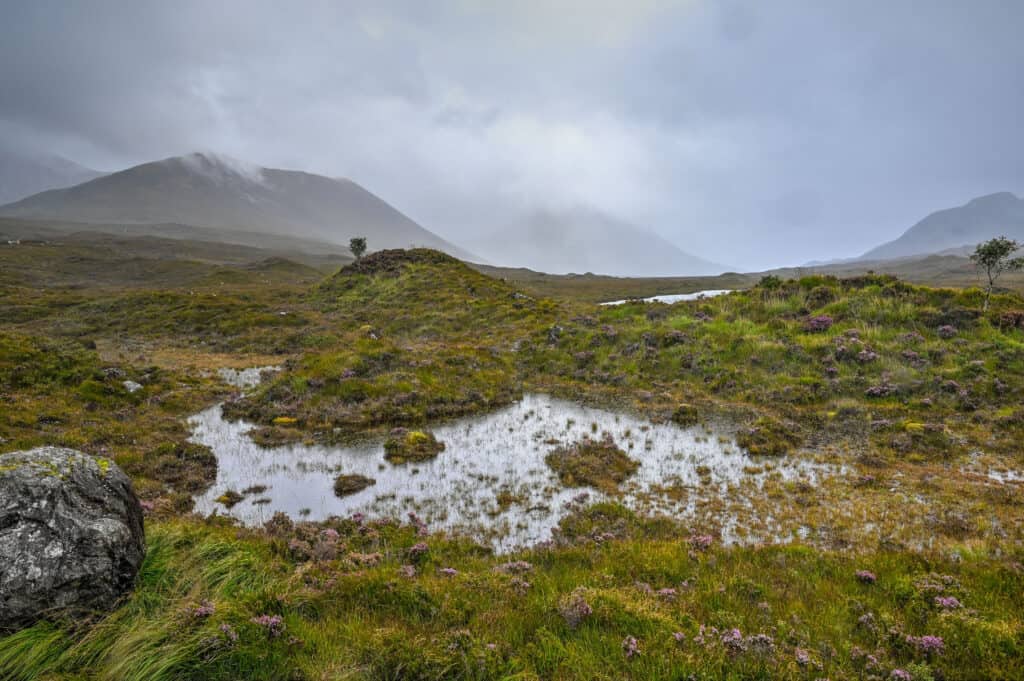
[215,490,244,508]
[383,430,445,464]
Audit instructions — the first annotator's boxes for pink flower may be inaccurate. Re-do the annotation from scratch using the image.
[438,567,458,577]
[191,600,215,618]
[622,636,641,658]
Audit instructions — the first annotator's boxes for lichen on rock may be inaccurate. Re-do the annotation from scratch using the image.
[0,447,145,631]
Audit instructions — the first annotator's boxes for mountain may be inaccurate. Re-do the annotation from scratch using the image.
[0,152,471,258]
[862,192,1024,260]
[467,209,725,277]
[0,145,104,204]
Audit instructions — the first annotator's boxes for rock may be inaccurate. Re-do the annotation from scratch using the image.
[0,447,145,631]
[122,380,143,393]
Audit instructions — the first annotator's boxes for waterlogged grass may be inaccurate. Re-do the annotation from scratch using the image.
[1,516,1021,680]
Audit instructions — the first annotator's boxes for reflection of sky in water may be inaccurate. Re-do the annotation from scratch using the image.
[600,289,734,306]
[191,393,836,552]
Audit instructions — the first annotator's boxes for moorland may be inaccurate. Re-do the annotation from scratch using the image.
[1,229,1023,680]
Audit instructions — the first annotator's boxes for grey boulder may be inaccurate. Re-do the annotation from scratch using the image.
[0,447,145,631]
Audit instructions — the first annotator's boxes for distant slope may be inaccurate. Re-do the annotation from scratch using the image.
[862,192,1024,260]
[468,209,725,277]
[0,145,104,204]
[0,152,473,258]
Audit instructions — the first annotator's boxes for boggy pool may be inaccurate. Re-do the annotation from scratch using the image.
[191,393,838,552]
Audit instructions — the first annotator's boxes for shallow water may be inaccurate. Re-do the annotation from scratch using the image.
[191,393,837,552]
[601,289,734,306]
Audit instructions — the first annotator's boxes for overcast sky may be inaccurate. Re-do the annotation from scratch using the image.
[1,1,1022,269]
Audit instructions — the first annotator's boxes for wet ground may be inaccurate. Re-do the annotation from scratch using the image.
[192,392,840,552]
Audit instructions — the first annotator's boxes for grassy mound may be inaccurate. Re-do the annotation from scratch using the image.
[333,473,375,497]
[383,429,445,464]
[545,434,639,491]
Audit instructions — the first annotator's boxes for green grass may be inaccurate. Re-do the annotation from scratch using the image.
[2,517,1021,680]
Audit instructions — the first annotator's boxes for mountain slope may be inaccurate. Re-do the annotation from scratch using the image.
[468,209,725,277]
[0,145,104,204]
[0,152,471,258]
[862,192,1024,260]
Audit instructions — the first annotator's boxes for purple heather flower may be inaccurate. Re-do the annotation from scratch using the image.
[438,567,458,577]
[350,512,365,525]
[408,542,430,559]
[495,560,533,574]
[689,534,714,551]
[251,614,285,638]
[795,647,811,666]
[321,528,339,541]
[934,595,961,609]
[341,368,356,378]
[721,628,745,655]
[937,325,957,339]
[906,634,944,656]
[622,636,641,659]
[745,633,775,655]
[219,623,238,642]
[891,670,913,681]
[192,600,215,618]
[558,589,593,629]
[856,349,879,363]
[656,587,678,601]
[408,512,428,536]
[397,564,417,578]
[804,315,834,333]
[856,570,877,584]
[672,632,686,644]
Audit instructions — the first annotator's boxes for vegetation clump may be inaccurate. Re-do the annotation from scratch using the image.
[736,417,801,456]
[333,473,375,497]
[545,433,639,491]
[670,403,699,427]
[383,429,446,463]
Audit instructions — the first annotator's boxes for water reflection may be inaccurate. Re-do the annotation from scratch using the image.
[191,393,835,552]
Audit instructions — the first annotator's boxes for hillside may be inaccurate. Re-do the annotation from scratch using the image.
[0,145,103,204]
[0,152,473,258]
[467,209,725,277]
[863,191,1024,260]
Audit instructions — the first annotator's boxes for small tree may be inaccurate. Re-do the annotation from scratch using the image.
[970,236,1023,311]
[349,237,367,261]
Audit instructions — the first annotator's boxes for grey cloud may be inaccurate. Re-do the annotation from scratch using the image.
[1,0,1021,270]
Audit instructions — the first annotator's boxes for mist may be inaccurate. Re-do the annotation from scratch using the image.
[1,1,1022,271]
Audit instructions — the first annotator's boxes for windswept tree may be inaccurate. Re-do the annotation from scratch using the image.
[349,236,367,261]
[971,236,1023,310]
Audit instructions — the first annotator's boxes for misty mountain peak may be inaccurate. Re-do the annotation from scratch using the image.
[168,152,268,187]
[966,191,1020,207]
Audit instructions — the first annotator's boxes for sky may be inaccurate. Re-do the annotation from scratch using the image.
[1,0,1022,270]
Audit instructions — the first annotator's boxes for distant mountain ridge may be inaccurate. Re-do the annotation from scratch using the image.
[468,209,726,277]
[862,192,1024,260]
[0,146,104,204]
[0,152,472,258]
